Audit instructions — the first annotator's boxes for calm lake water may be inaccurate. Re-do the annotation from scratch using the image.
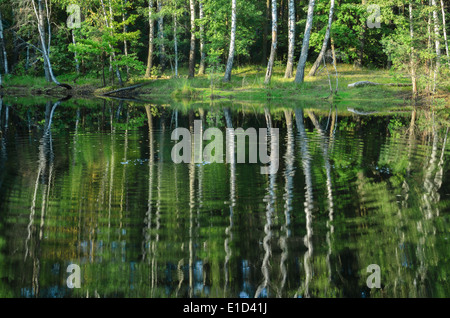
[0,97,449,298]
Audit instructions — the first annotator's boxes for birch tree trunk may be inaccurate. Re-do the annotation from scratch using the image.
[31,0,71,89]
[294,0,315,84]
[0,11,9,75]
[432,0,441,93]
[284,0,295,78]
[439,0,449,67]
[38,0,50,81]
[100,0,123,86]
[308,0,335,77]
[173,10,178,77]
[72,30,80,74]
[198,0,206,75]
[145,0,155,77]
[409,1,418,97]
[157,0,166,73]
[188,0,196,78]
[223,0,237,82]
[264,0,277,84]
[122,0,129,78]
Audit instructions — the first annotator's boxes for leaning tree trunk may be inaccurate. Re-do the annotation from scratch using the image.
[188,0,196,78]
[157,0,166,73]
[264,0,277,84]
[145,0,155,77]
[308,0,335,77]
[440,0,449,67]
[294,0,315,84]
[32,0,71,89]
[223,0,237,82]
[284,0,295,78]
[409,1,418,97]
[198,0,206,75]
[0,11,9,75]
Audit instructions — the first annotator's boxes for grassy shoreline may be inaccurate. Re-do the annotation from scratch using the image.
[0,64,444,109]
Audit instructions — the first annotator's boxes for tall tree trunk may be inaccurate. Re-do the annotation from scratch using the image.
[264,0,277,84]
[145,0,155,77]
[432,0,441,93]
[284,0,295,78]
[198,0,206,75]
[409,1,418,97]
[32,0,71,89]
[0,11,9,75]
[38,0,50,81]
[294,0,316,84]
[223,0,237,82]
[122,0,130,78]
[261,0,270,65]
[72,30,80,74]
[356,0,367,68]
[308,0,335,77]
[440,0,450,67]
[100,0,123,86]
[157,0,166,73]
[173,9,178,77]
[188,0,196,78]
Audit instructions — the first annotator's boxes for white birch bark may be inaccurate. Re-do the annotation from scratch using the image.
[308,0,335,77]
[284,0,295,78]
[264,0,277,84]
[0,11,9,75]
[223,0,237,82]
[295,0,316,84]
[188,0,196,78]
[440,0,449,67]
[145,0,155,77]
[198,0,206,75]
[432,0,441,93]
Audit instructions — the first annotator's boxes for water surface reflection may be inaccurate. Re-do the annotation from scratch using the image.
[0,97,449,298]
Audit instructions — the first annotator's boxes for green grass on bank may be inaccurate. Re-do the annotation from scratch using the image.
[0,63,439,109]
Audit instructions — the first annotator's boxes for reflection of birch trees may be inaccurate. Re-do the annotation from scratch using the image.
[255,108,278,298]
[224,107,234,295]
[278,110,294,297]
[294,108,313,298]
[24,99,60,297]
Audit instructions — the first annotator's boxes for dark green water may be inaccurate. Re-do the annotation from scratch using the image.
[0,98,449,298]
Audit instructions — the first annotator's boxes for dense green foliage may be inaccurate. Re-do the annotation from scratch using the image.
[0,0,449,96]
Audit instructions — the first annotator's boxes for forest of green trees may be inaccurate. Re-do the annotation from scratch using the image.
[0,0,450,98]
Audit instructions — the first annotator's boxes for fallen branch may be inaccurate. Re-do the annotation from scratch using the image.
[102,83,147,96]
[348,81,412,88]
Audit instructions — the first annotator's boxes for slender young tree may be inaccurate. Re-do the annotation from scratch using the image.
[198,0,206,75]
[157,0,166,73]
[264,0,277,84]
[431,0,441,93]
[145,0,155,77]
[223,0,237,82]
[173,0,178,77]
[188,0,196,78]
[295,0,315,84]
[31,0,71,88]
[409,1,418,97]
[440,0,449,67]
[99,0,123,86]
[284,0,295,78]
[308,0,335,77]
[0,11,9,75]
